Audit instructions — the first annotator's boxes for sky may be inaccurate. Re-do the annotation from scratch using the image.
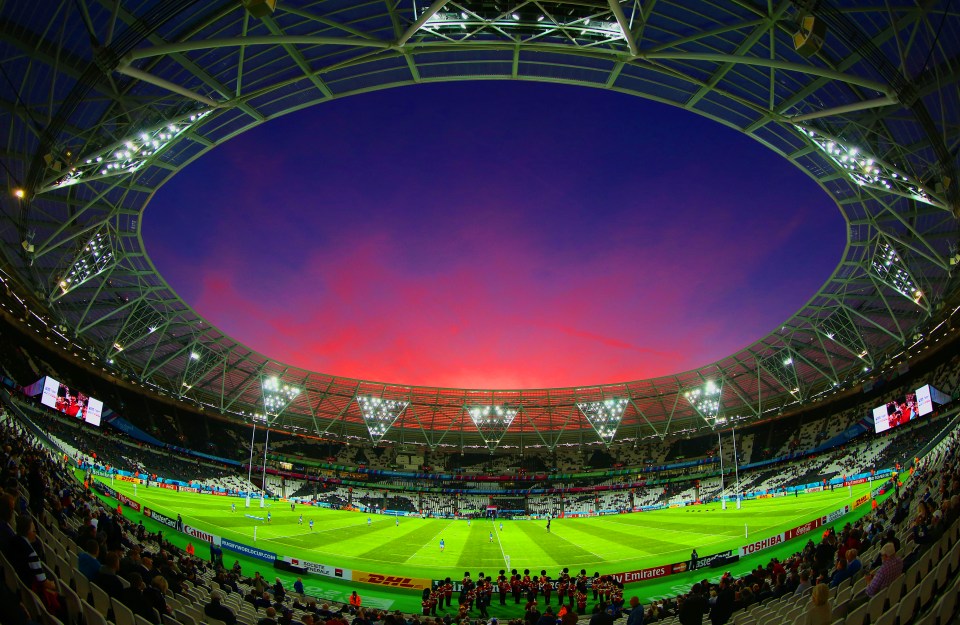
[144,81,844,389]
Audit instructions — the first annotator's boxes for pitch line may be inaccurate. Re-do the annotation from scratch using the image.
[404,518,455,565]
[102,477,868,571]
[491,518,510,570]
[263,518,387,541]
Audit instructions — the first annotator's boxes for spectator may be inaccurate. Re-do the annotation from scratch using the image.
[144,575,171,618]
[626,597,644,625]
[94,551,125,598]
[205,589,238,625]
[119,545,143,578]
[865,543,903,597]
[589,602,614,625]
[8,515,47,587]
[0,492,16,553]
[77,538,101,580]
[678,584,708,625]
[797,584,831,625]
[560,607,578,625]
[7,514,62,618]
[710,579,735,625]
[829,549,861,588]
[119,573,160,625]
[254,592,274,610]
[258,607,278,625]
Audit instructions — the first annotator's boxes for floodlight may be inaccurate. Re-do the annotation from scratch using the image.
[760,350,803,398]
[467,404,518,450]
[46,110,211,192]
[577,398,627,445]
[870,241,925,305]
[357,395,409,444]
[105,299,166,362]
[55,229,116,296]
[798,125,941,208]
[261,375,302,418]
[820,308,871,365]
[683,380,722,421]
[423,7,625,45]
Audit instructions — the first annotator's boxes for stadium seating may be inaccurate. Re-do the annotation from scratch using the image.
[2,329,960,625]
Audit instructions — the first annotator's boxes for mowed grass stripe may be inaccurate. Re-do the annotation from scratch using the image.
[455,522,501,569]
[361,519,451,561]
[605,514,747,537]
[279,516,399,546]
[494,521,560,572]
[513,520,598,566]
[574,518,697,557]
[96,477,875,580]
[557,520,654,557]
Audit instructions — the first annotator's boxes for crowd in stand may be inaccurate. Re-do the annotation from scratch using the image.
[3,394,960,625]
[640,426,960,625]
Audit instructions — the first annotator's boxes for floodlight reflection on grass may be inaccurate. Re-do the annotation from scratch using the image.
[356,396,409,443]
[577,398,627,444]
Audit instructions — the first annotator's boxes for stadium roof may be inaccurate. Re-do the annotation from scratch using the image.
[1,0,959,450]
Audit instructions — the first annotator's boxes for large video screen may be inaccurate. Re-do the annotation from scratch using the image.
[39,376,103,426]
[872,392,918,434]
[916,384,952,417]
[873,383,953,433]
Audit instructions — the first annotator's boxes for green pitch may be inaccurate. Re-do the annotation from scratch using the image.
[99,477,877,580]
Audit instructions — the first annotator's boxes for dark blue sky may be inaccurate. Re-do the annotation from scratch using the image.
[144,81,843,388]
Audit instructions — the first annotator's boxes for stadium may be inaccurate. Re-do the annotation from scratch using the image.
[1,2,960,625]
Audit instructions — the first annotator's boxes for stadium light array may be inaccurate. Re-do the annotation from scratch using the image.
[577,398,627,445]
[56,230,116,296]
[423,7,624,42]
[44,110,211,192]
[467,404,518,451]
[870,241,924,304]
[356,395,409,444]
[819,308,871,365]
[683,380,722,421]
[797,125,940,207]
[759,350,802,397]
[180,342,220,394]
[260,375,301,418]
[108,299,166,360]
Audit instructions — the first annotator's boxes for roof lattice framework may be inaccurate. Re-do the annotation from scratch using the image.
[1,0,958,450]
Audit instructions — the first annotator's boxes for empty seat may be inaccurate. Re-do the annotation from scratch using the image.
[918,572,936,610]
[936,589,957,625]
[845,602,869,625]
[112,597,136,625]
[89,582,112,617]
[898,585,921,625]
[81,600,108,625]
